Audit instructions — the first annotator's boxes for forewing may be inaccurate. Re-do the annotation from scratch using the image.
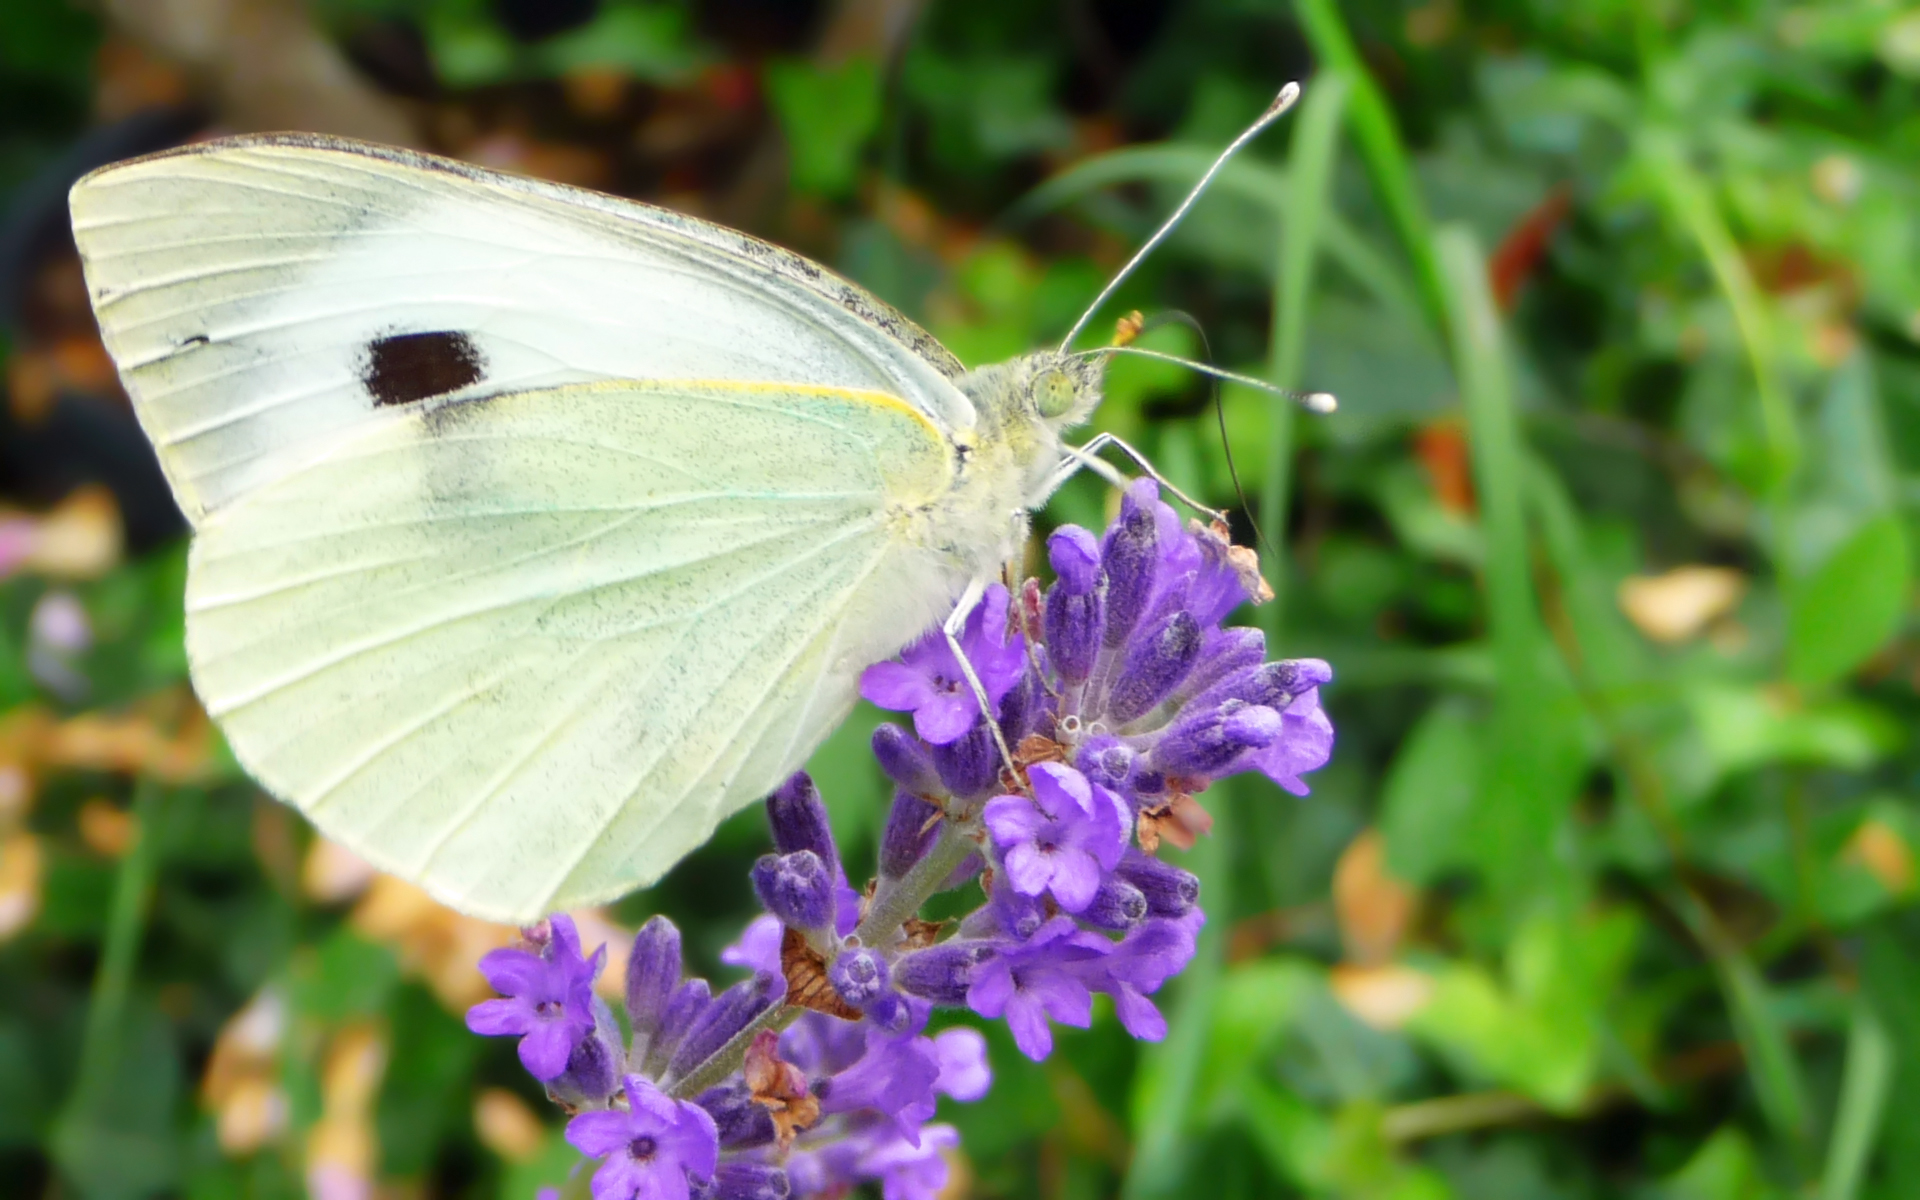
[186,381,961,920]
[69,134,971,522]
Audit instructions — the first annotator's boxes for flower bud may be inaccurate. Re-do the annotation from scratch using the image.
[998,668,1043,744]
[547,1006,620,1108]
[931,718,998,797]
[645,977,712,1075]
[880,791,940,879]
[624,916,682,1039]
[865,991,917,1034]
[751,850,835,932]
[693,1082,776,1149]
[1114,850,1200,917]
[1151,699,1282,777]
[1043,587,1102,683]
[1179,626,1266,701]
[766,772,836,865]
[828,948,889,1008]
[894,941,997,1005]
[666,971,781,1081]
[1082,876,1149,931]
[1100,494,1161,648]
[1076,736,1137,794]
[871,723,940,794]
[1105,610,1202,723]
[696,1162,791,1200]
[1189,657,1333,714]
[1049,525,1102,593]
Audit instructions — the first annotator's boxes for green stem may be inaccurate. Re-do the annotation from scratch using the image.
[58,779,164,1132]
[853,816,977,948]
[666,1003,803,1101]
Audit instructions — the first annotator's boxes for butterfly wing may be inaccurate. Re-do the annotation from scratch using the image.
[187,380,964,920]
[69,134,972,522]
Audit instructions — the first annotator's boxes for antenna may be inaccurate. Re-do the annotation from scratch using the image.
[1057,81,1303,352]
[1075,345,1337,412]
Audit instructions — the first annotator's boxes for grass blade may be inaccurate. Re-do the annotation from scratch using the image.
[1261,74,1348,635]
[1821,999,1894,1200]
[1293,0,1449,337]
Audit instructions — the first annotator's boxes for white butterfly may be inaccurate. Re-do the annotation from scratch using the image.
[69,87,1303,922]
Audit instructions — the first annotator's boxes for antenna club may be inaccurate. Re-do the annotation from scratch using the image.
[1264,82,1303,119]
[1305,392,1338,414]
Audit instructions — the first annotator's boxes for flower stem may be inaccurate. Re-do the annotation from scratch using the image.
[854,816,978,948]
[666,1002,802,1100]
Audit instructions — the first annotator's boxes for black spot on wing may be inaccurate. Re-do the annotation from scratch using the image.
[362,330,485,407]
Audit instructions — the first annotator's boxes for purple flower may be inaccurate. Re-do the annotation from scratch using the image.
[858,1124,959,1200]
[982,762,1128,913]
[1088,914,1202,1041]
[719,915,783,976]
[932,1027,990,1101]
[1247,687,1335,795]
[567,1075,719,1200]
[860,584,1025,744]
[466,914,604,1080]
[819,1027,942,1142]
[966,917,1112,1060]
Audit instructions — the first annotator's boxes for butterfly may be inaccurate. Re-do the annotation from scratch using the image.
[68,87,1306,922]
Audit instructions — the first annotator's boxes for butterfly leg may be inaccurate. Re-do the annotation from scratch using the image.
[942,576,1023,787]
[1061,432,1230,524]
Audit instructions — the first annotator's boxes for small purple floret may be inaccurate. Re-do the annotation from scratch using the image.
[566,1074,719,1200]
[982,762,1127,913]
[859,583,1025,745]
[465,914,603,1081]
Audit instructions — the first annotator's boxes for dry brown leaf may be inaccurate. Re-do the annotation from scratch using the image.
[1845,818,1915,894]
[744,1030,820,1150]
[302,837,378,905]
[348,875,517,1011]
[1332,829,1417,966]
[1137,793,1212,853]
[202,987,290,1155]
[22,486,123,580]
[1329,962,1436,1030]
[1618,566,1747,644]
[78,797,137,858]
[473,1088,548,1163]
[42,690,216,782]
[0,834,44,940]
[781,926,862,1021]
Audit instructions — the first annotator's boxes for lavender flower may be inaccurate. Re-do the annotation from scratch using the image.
[566,1075,719,1200]
[464,479,1334,1195]
[466,914,603,1080]
[858,583,1025,744]
[983,762,1128,913]
[966,917,1112,1060]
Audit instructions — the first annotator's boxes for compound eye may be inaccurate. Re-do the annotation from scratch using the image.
[1035,369,1077,419]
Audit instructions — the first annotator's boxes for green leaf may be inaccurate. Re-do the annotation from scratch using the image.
[765,57,883,198]
[1663,1127,1771,1200]
[1379,698,1483,885]
[1820,999,1894,1200]
[1788,513,1911,688]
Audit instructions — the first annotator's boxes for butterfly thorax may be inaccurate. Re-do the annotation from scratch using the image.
[910,349,1104,576]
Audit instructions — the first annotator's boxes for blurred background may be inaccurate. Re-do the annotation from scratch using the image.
[4,1,1920,1198]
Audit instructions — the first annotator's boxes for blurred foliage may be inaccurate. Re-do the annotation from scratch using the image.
[6,0,1920,1198]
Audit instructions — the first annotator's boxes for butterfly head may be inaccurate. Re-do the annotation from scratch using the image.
[1013,349,1104,432]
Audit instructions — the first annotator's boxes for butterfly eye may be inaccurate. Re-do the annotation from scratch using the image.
[1034,369,1078,420]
